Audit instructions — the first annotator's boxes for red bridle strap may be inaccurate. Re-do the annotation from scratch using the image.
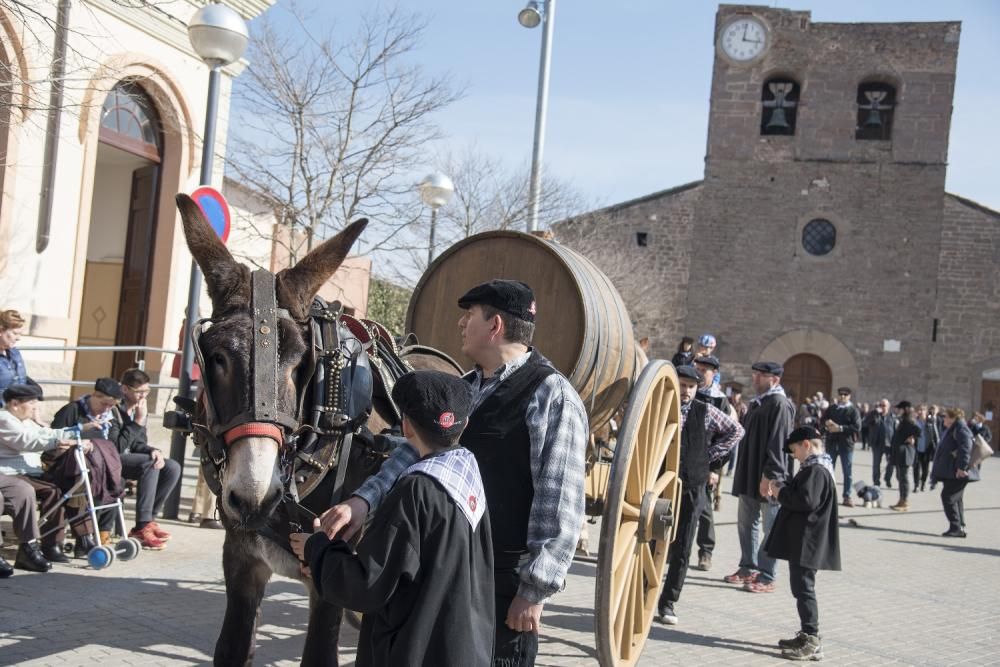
[224,422,284,447]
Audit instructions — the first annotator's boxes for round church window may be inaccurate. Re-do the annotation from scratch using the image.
[802,219,836,256]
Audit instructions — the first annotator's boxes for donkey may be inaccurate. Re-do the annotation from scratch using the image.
[175,193,404,666]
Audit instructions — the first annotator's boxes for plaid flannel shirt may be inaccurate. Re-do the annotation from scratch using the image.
[681,399,744,462]
[354,349,588,603]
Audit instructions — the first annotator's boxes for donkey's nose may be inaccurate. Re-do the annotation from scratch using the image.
[228,490,249,517]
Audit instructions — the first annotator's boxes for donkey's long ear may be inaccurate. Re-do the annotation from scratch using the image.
[175,194,250,313]
[276,218,368,319]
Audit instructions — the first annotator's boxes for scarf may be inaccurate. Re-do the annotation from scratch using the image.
[801,452,835,477]
[404,447,486,529]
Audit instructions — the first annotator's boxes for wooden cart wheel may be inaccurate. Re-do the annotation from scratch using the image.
[595,359,683,667]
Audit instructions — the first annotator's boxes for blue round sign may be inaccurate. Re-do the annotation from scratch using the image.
[190,186,231,244]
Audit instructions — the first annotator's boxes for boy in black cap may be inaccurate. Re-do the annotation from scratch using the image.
[292,370,495,667]
[763,426,841,661]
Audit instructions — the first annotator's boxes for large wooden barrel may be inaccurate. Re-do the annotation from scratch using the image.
[405,230,639,430]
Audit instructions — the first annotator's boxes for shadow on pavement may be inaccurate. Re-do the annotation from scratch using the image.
[879,537,1000,558]
[648,625,780,658]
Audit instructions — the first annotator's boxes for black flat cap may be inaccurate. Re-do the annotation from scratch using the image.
[895,400,912,410]
[2,382,43,403]
[785,425,822,453]
[751,361,783,377]
[837,387,852,395]
[392,370,474,439]
[457,279,536,322]
[94,377,123,400]
[676,365,703,383]
[693,355,720,370]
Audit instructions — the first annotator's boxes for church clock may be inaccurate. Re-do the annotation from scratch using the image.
[719,15,770,63]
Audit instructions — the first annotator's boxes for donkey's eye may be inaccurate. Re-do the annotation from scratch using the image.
[210,353,227,369]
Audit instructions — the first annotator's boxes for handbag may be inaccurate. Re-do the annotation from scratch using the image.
[969,433,995,468]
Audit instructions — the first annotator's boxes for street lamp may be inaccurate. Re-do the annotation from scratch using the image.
[519,0,556,233]
[165,3,248,519]
[418,172,454,266]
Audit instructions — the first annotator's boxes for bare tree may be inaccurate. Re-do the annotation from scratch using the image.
[225,5,462,278]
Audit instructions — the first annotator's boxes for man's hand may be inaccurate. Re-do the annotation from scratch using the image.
[83,420,103,432]
[759,476,772,498]
[506,596,544,634]
[318,496,369,541]
[708,471,720,487]
[134,398,148,426]
[825,420,841,433]
[150,449,166,470]
[956,469,969,479]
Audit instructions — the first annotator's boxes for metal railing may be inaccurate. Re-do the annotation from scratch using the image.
[16,343,197,393]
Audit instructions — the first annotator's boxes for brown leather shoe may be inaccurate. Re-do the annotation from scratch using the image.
[842,497,855,508]
[891,501,909,512]
[200,518,224,530]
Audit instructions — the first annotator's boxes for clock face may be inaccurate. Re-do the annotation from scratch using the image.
[720,17,769,62]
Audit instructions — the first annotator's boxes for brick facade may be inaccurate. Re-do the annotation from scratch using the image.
[557,5,1000,413]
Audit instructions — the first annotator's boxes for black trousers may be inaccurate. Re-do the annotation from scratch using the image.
[696,482,715,558]
[659,483,706,607]
[940,478,969,532]
[121,453,182,524]
[788,561,819,636]
[872,445,893,485]
[492,567,538,667]
[913,448,933,490]
[895,463,910,501]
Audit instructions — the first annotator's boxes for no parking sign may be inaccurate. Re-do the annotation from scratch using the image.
[190,186,231,244]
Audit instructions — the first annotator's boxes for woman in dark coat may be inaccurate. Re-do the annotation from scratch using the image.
[931,407,978,538]
[889,402,921,511]
[764,426,840,661]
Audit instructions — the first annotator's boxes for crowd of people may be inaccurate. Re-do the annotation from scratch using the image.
[0,308,182,577]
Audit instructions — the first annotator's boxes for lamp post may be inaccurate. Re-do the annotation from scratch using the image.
[519,0,556,233]
[418,173,454,266]
[164,4,248,519]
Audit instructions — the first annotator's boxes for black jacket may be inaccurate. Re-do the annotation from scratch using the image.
[306,473,495,667]
[863,411,896,449]
[822,402,861,448]
[764,462,841,571]
[731,391,796,499]
[891,417,921,467]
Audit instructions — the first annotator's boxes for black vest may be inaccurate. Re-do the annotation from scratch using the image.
[680,399,711,487]
[461,352,556,566]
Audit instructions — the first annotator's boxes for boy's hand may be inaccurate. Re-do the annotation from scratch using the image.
[506,596,543,634]
[290,532,309,560]
[708,472,719,487]
[759,477,772,498]
[319,496,369,541]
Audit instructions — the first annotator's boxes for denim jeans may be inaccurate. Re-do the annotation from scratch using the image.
[737,494,779,583]
[871,444,893,486]
[828,440,853,499]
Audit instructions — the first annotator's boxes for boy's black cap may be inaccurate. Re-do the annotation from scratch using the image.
[785,425,821,453]
[391,370,474,438]
[457,279,537,322]
[837,386,852,395]
[2,381,43,403]
[895,400,912,410]
[693,355,720,370]
[751,361,783,377]
[94,377,123,400]
[675,365,703,383]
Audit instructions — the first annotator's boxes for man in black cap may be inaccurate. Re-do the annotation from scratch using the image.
[321,278,588,667]
[292,370,494,667]
[655,365,743,625]
[52,377,177,549]
[822,387,862,508]
[725,361,796,593]
[692,354,732,572]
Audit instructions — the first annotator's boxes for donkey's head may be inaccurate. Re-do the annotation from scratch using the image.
[176,194,367,527]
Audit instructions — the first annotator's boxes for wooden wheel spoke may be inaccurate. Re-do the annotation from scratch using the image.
[640,542,657,587]
[651,469,677,497]
[621,500,640,520]
[612,522,638,574]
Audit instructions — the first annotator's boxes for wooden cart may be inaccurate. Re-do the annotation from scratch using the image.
[406,231,683,667]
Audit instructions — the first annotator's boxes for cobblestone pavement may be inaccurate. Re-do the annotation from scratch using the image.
[1,438,997,666]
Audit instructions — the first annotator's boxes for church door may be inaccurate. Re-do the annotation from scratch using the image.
[782,353,832,406]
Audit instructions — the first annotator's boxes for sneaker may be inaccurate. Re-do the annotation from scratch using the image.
[782,633,823,661]
[842,497,855,508]
[724,569,756,584]
[655,602,678,625]
[744,580,776,593]
[696,553,712,571]
[778,631,810,650]
[128,524,167,550]
[148,522,172,541]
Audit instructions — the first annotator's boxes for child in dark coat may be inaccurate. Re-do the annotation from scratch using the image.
[764,426,841,661]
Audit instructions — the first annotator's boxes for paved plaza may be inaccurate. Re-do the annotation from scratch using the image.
[1,436,997,666]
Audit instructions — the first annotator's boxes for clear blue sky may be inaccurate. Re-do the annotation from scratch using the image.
[252,1,1000,212]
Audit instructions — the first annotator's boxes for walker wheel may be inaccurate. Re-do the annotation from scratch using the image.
[87,545,116,570]
[116,538,141,561]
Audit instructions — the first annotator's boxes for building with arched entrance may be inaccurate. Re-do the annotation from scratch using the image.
[558,6,1000,439]
[0,1,301,403]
